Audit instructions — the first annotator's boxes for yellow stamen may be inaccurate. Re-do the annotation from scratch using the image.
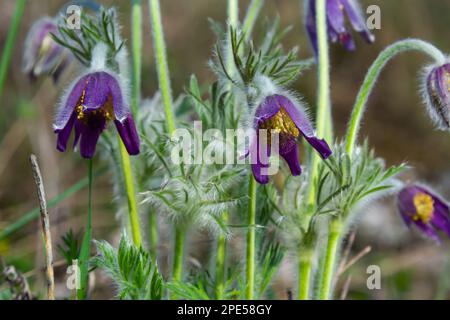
[260,107,300,142]
[74,78,115,124]
[412,192,434,223]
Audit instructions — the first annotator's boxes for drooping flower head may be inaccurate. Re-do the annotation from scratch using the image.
[248,94,332,184]
[423,63,450,130]
[22,17,71,82]
[306,0,375,54]
[397,185,450,242]
[54,70,140,158]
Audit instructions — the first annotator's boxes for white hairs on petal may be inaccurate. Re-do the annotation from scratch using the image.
[90,42,109,70]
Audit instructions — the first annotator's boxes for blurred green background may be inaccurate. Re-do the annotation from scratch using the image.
[0,0,449,299]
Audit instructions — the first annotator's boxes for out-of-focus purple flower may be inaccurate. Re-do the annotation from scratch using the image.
[424,63,450,130]
[22,17,71,82]
[247,94,332,184]
[54,71,140,159]
[306,0,375,54]
[397,185,450,242]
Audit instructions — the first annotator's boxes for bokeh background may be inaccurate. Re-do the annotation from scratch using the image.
[0,0,449,299]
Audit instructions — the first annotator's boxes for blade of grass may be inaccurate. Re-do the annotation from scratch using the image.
[0,167,107,241]
[0,0,26,100]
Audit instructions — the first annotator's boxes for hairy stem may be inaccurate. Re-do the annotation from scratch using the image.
[77,159,94,300]
[306,0,333,210]
[242,0,265,40]
[319,219,342,300]
[148,0,176,134]
[118,139,142,246]
[215,212,228,299]
[246,176,257,300]
[315,0,333,142]
[345,39,445,157]
[0,0,25,100]
[131,0,142,117]
[298,248,313,300]
[171,225,185,298]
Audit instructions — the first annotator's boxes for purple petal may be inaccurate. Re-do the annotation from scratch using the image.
[79,125,103,159]
[250,130,271,184]
[326,0,347,35]
[54,74,89,130]
[254,96,282,126]
[398,185,450,241]
[115,115,140,156]
[106,73,128,121]
[83,72,112,111]
[305,0,318,56]
[56,112,76,152]
[430,191,450,237]
[341,0,375,43]
[415,220,441,243]
[272,95,332,159]
[22,17,58,74]
[280,143,302,176]
[337,31,355,50]
[73,120,83,149]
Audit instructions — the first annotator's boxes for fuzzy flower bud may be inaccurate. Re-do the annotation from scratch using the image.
[423,63,450,130]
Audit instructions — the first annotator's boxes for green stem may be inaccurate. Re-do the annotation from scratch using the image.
[345,39,445,158]
[227,0,239,28]
[0,0,25,100]
[118,139,142,246]
[227,0,239,73]
[171,225,185,298]
[77,159,94,300]
[215,212,228,300]
[131,0,142,117]
[315,0,333,143]
[242,0,264,40]
[246,176,257,300]
[319,219,342,300]
[148,0,176,134]
[298,248,313,300]
[306,0,333,211]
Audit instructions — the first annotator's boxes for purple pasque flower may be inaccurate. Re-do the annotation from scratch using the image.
[248,94,332,184]
[22,17,71,82]
[306,0,375,54]
[424,63,450,130]
[397,185,450,242]
[54,71,140,159]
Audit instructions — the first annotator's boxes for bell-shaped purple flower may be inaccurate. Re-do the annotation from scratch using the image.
[54,71,140,159]
[22,17,71,82]
[424,63,450,130]
[397,185,450,242]
[248,94,332,184]
[306,0,375,54]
